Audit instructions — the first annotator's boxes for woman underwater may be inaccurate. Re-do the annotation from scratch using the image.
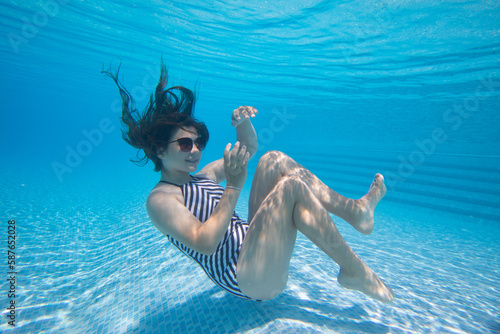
[105,65,394,303]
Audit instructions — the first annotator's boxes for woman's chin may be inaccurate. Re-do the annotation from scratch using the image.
[186,163,199,172]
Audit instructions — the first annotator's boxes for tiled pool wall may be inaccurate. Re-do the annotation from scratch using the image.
[289,149,500,223]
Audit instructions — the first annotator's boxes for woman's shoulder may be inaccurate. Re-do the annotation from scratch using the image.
[147,183,183,209]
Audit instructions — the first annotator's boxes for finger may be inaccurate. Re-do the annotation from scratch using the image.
[242,151,250,168]
[250,107,258,117]
[224,143,231,164]
[232,109,241,126]
[231,141,240,153]
[244,106,257,118]
[236,144,247,165]
[229,142,240,167]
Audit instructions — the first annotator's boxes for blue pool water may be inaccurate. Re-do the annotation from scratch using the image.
[1,1,499,333]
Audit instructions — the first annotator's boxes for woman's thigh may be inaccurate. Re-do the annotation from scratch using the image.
[248,151,300,221]
[237,176,300,300]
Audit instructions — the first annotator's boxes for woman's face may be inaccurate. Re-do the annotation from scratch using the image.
[158,126,203,174]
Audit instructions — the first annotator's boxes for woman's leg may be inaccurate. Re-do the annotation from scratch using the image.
[248,151,386,235]
[236,174,394,302]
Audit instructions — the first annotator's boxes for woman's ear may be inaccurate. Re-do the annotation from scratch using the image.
[157,147,167,160]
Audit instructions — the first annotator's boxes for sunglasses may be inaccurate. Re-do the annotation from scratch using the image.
[167,137,206,152]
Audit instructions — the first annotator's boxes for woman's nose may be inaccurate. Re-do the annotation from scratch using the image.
[191,144,200,153]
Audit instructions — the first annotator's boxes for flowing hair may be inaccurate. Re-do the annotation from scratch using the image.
[102,62,209,172]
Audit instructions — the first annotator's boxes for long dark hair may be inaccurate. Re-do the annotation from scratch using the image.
[103,63,209,172]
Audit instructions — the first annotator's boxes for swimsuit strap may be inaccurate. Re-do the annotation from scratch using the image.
[158,175,199,188]
[159,180,182,187]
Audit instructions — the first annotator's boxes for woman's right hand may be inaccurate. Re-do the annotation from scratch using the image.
[223,141,249,188]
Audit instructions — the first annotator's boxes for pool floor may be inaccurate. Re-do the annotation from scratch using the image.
[0,162,499,333]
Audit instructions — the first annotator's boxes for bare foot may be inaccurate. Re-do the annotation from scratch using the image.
[337,264,394,303]
[351,173,387,235]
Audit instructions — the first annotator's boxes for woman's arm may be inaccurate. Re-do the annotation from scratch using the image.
[148,142,249,255]
[197,106,258,183]
[147,186,242,255]
[232,106,259,159]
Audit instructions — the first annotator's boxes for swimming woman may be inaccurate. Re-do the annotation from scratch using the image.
[104,65,394,303]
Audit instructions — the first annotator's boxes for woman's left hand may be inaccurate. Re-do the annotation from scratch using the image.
[231,106,258,127]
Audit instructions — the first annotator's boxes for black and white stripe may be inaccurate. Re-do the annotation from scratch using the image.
[166,177,251,299]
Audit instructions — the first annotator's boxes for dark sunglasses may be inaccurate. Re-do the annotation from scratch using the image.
[167,137,206,152]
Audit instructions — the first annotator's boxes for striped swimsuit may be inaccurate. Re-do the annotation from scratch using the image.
[160,176,251,299]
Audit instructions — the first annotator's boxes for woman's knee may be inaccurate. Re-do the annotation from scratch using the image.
[257,150,294,172]
[237,268,288,301]
[277,174,309,194]
[259,150,286,165]
[240,282,286,301]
